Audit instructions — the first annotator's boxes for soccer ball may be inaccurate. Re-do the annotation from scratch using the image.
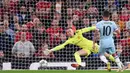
[39,59,48,67]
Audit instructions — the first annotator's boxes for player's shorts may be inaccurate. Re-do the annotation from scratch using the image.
[99,38,116,55]
[82,43,99,57]
[98,46,116,55]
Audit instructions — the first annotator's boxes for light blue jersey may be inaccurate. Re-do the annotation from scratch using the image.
[96,20,118,55]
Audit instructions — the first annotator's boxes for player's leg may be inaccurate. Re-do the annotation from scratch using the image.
[93,44,111,69]
[98,46,111,71]
[71,49,90,68]
[104,52,115,62]
[109,46,124,71]
[98,46,109,64]
[113,53,124,72]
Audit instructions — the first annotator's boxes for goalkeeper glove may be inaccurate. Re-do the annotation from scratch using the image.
[43,49,53,55]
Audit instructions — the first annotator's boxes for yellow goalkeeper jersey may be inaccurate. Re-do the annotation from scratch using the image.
[52,26,97,53]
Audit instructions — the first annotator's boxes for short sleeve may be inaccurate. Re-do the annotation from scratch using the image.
[96,22,100,31]
[113,22,118,31]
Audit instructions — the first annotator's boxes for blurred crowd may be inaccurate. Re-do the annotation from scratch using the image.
[0,0,130,69]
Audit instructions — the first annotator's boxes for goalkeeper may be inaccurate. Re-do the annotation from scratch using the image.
[45,26,115,68]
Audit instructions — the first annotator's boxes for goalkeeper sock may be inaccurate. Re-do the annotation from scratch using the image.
[74,52,81,65]
[108,55,115,62]
[100,55,108,64]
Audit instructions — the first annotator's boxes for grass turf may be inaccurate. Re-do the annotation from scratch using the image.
[0,70,129,73]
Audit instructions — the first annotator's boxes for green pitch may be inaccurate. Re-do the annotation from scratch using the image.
[0,70,129,73]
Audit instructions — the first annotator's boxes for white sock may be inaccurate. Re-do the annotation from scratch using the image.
[115,56,122,69]
[100,55,108,64]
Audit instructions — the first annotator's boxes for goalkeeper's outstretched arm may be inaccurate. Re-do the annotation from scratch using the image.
[93,29,99,49]
[44,41,69,55]
[50,39,72,52]
[50,41,69,51]
[80,26,96,33]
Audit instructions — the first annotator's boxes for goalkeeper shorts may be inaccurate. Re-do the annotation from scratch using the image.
[82,43,99,57]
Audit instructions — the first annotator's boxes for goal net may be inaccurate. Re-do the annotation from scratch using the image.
[0,0,130,70]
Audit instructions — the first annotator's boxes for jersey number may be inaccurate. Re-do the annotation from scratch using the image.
[103,26,111,36]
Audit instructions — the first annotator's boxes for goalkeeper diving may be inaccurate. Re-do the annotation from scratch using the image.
[44,26,115,69]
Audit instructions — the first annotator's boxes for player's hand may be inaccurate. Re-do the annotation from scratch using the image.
[43,49,52,55]
[92,44,98,53]
[92,44,96,50]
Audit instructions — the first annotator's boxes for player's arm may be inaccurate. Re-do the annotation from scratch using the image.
[114,29,120,35]
[93,23,100,49]
[80,26,96,33]
[93,29,99,49]
[12,43,18,56]
[113,22,120,37]
[50,40,69,52]
[44,40,70,55]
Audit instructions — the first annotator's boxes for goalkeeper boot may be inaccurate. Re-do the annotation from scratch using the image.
[71,64,81,68]
[107,62,111,72]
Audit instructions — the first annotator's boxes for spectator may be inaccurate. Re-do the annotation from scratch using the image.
[124,0,130,12]
[29,18,47,51]
[87,5,99,17]
[30,12,37,22]
[85,0,92,10]
[119,7,130,22]
[36,1,51,11]
[0,50,4,58]
[15,25,32,42]
[89,16,97,26]
[112,13,126,32]
[82,16,93,40]
[85,0,99,18]
[2,0,19,14]
[83,16,90,27]
[27,18,40,29]
[73,8,86,19]
[72,14,85,29]
[3,12,9,21]
[67,8,73,19]
[0,51,4,70]
[0,19,9,33]
[119,38,130,56]
[4,20,15,42]
[12,32,35,69]
[104,0,119,13]
[112,12,126,39]
[73,14,79,22]
[9,15,20,32]
[54,11,61,21]
[0,24,4,68]
[36,0,52,26]
[46,19,66,47]
[0,20,13,62]
[126,18,130,37]
[0,14,3,24]
[67,18,76,32]
[16,5,30,25]
[35,41,55,58]
[56,0,62,14]
[12,31,35,57]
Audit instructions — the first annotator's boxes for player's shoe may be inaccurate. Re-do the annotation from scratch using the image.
[117,62,124,72]
[116,69,123,72]
[71,64,81,68]
[121,62,125,70]
[107,62,111,72]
